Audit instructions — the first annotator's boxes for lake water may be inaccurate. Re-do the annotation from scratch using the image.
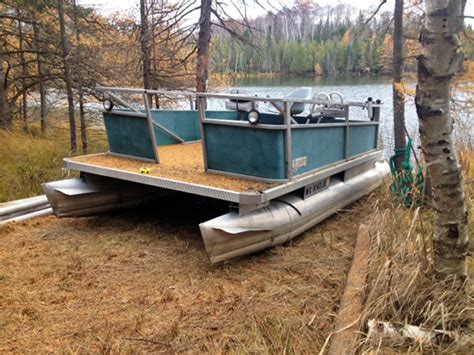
[223,76,420,159]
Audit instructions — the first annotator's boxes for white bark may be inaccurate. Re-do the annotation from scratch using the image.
[367,319,458,345]
[415,0,468,279]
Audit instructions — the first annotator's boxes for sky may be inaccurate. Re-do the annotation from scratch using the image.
[78,0,473,25]
[77,0,411,17]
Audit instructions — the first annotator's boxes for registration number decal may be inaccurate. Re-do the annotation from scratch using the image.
[303,178,329,199]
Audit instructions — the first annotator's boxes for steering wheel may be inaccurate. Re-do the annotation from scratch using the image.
[329,91,344,106]
[310,92,330,113]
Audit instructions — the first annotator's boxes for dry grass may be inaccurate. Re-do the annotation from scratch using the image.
[0,121,107,202]
[359,149,474,353]
[73,143,276,192]
[0,191,377,353]
[1,118,472,353]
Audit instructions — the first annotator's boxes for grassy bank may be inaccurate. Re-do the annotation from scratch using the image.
[0,151,471,353]
[0,190,372,352]
[0,122,107,202]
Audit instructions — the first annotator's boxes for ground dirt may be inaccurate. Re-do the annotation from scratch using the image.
[0,192,375,353]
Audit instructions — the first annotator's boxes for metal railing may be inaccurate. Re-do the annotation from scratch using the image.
[193,92,381,180]
[96,86,382,179]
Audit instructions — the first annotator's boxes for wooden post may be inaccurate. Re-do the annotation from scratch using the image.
[328,224,370,355]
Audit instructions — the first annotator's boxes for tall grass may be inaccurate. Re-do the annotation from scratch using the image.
[359,149,473,352]
[0,121,107,202]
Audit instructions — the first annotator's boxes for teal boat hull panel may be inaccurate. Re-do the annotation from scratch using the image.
[103,109,379,181]
[103,110,239,159]
[103,112,156,160]
[204,124,287,180]
[151,110,239,146]
[204,123,378,180]
[291,127,345,176]
[348,125,378,157]
[152,110,200,145]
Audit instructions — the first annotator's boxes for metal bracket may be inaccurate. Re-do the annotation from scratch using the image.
[239,201,269,215]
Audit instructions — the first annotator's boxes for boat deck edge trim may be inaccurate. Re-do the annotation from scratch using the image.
[64,150,382,205]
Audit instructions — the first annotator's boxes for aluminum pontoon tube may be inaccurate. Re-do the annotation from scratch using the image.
[0,195,49,218]
[200,162,390,263]
[42,174,170,217]
[0,207,53,226]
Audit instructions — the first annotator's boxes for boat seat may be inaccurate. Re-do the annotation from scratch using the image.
[306,108,347,123]
[225,88,256,112]
[305,116,342,124]
[271,87,313,116]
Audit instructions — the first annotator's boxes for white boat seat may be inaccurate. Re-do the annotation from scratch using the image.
[225,88,256,112]
[271,87,313,115]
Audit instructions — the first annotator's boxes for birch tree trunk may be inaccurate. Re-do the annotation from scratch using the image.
[196,0,212,93]
[58,0,77,154]
[392,0,406,171]
[415,0,468,280]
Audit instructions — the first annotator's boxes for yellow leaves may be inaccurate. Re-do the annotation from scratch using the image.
[455,60,474,87]
[383,34,393,48]
[314,63,322,76]
[458,149,472,180]
[342,30,351,45]
[393,81,416,97]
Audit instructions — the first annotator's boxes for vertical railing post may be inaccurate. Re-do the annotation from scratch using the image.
[197,95,208,171]
[372,100,381,122]
[344,104,349,160]
[143,93,160,164]
[284,101,292,180]
[373,100,381,150]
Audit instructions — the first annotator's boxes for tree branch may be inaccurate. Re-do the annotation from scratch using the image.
[364,0,388,25]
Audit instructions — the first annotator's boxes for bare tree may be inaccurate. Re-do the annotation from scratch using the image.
[415,0,468,280]
[392,0,406,171]
[58,0,77,153]
[0,2,64,132]
[362,0,407,171]
[73,0,87,154]
[0,49,10,129]
[140,0,153,104]
[32,16,47,132]
[196,0,211,93]
[16,5,28,132]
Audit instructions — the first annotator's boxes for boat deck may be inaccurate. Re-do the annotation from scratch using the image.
[65,143,382,206]
[71,143,276,193]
